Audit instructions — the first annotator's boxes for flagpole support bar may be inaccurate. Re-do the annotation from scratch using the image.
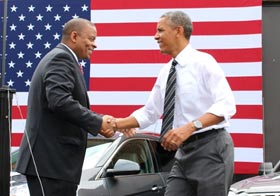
[0,86,16,196]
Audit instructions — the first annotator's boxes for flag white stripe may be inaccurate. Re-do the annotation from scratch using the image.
[11,147,19,153]
[9,142,262,162]
[11,119,262,134]
[12,91,262,106]
[96,34,261,50]
[137,119,263,135]
[221,62,262,77]
[91,7,261,23]
[91,62,262,77]
[234,147,263,162]
[229,119,263,134]
[88,91,262,105]
[233,91,262,105]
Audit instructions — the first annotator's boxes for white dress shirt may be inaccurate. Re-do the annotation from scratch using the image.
[61,43,79,64]
[132,44,236,133]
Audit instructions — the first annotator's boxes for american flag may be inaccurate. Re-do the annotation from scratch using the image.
[0,0,262,174]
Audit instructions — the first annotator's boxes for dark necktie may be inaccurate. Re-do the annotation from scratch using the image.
[160,59,178,137]
[79,63,84,74]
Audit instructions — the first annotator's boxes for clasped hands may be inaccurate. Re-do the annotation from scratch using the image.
[99,115,135,138]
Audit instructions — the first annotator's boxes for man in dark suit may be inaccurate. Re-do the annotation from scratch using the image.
[15,18,121,196]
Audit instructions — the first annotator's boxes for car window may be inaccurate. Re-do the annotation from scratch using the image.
[149,140,176,172]
[83,142,113,170]
[109,139,155,174]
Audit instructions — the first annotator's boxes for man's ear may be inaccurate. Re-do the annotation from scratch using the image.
[70,31,79,43]
[176,26,184,36]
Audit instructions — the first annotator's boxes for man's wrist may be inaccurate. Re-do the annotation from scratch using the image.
[113,119,119,132]
[191,120,203,131]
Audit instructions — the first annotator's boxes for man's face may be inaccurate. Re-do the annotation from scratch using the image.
[154,17,178,56]
[75,24,97,59]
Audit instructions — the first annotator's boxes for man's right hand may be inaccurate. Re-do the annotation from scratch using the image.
[99,115,117,138]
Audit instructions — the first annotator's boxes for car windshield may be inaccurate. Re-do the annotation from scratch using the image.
[82,142,112,170]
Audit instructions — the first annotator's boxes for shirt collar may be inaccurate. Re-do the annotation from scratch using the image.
[61,43,79,64]
[174,44,193,66]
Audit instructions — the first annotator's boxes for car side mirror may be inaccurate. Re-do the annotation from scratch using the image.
[106,159,141,177]
[258,162,273,175]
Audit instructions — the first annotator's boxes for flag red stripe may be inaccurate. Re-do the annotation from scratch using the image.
[12,106,27,119]
[89,77,261,91]
[227,76,262,91]
[11,133,23,146]
[11,105,262,120]
[91,0,261,9]
[231,133,263,148]
[234,162,260,174]
[11,132,262,174]
[11,133,263,148]
[94,105,263,119]
[96,21,261,36]
[92,105,263,119]
[203,49,262,63]
[91,49,262,63]
[234,105,263,119]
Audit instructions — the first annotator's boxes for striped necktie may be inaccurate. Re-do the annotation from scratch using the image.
[160,59,178,137]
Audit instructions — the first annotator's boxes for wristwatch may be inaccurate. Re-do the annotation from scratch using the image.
[192,120,203,130]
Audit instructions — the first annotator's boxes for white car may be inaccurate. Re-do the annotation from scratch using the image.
[228,161,280,196]
[10,171,29,196]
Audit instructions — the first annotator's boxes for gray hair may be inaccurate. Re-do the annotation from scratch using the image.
[161,11,193,40]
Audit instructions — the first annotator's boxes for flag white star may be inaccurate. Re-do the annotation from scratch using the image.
[46,5,53,12]
[10,5,18,12]
[36,14,43,21]
[35,33,43,40]
[63,5,70,12]
[9,61,15,68]
[17,70,24,77]
[35,51,42,59]
[72,14,79,19]
[44,42,51,49]
[9,42,16,49]
[10,24,17,31]
[45,23,52,30]
[26,61,33,68]
[17,51,24,59]
[27,23,35,30]
[28,5,35,12]
[81,4,88,11]
[18,33,25,40]
[18,14,26,21]
[27,42,34,49]
[7,80,14,87]
[53,33,60,40]
[54,14,61,21]
[80,60,87,67]
[25,79,31,87]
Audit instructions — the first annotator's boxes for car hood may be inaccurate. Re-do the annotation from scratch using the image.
[230,173,280,193]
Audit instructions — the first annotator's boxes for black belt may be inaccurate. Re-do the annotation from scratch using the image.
[183,128,225,145]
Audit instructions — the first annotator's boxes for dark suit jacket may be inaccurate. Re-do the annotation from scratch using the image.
[15,43,103,184]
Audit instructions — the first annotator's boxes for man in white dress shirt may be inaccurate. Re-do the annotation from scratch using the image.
[115,11,236,196]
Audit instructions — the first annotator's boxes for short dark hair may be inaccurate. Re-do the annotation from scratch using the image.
[62,18,94,40]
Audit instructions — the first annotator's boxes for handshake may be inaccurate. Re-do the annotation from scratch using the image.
[99,115,136,138]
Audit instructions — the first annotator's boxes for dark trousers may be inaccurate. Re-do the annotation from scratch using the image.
[26,175,78,196]
[164,129,234,196]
